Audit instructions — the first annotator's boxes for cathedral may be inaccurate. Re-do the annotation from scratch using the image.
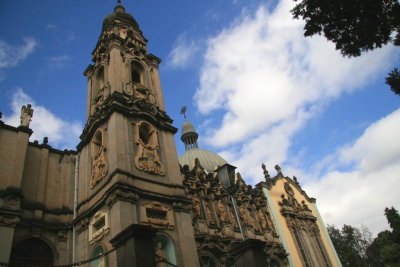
[0,3,341,267]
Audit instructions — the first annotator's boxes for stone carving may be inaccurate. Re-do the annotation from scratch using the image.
[20,104,33,127]
[135,121,164,175]
[258,209,268,230]
[106,189,139,207]
[206,204,215,225]
[123,82,158,106]
[238,205,248,226]
[91,82,110,115]
[229,208,238,229]
[216,200,227,223]
[75,218,90,233]
[89,210,110,244]
[91,129,108,188]
[154,242,168,267]
[141,201,174,230]
[249,212,258,232]
[192,195,202,218]
[0,215,20,227]
[91,146,108,188]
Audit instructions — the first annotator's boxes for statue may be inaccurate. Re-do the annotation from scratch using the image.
[238,205,248,225]
[257,209,268,229]
[206,204,215,224]
[135,122,165,175]
[20,104,33,127]
[229,208,238,228]
[192,196,201,217]
[216,200,227,223]
[154,242,167,267]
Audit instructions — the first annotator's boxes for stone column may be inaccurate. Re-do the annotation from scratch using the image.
[0,225,15,263]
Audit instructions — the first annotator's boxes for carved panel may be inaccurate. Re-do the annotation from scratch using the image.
[89,209,110,244]
[91,129,108,188]
[134,121,164,175]
[140,201,174,230]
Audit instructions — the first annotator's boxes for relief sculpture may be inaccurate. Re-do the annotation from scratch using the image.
[135,121,164,175]
[91,130,108,188]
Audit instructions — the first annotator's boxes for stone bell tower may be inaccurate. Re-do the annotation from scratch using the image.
[74,2,199,266]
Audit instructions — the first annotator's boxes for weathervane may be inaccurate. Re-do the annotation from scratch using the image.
[180,106,187,121]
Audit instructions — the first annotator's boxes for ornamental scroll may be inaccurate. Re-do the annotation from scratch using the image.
[134,121,164,175]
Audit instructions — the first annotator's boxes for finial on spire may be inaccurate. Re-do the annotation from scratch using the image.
[117,0,122,5]
[180,106,187,121]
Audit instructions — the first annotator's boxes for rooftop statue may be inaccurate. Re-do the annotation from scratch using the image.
[20,104,33,127]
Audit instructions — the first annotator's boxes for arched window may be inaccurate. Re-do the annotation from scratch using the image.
[293,228,311,267]
[152,233,176,266]
[269,258,281,267]
[9,237,54,267]
[199,255,217,267]
[130,61,143,84]
[313,232,331,267]
[91,244,106,267]
[93,66,105,97]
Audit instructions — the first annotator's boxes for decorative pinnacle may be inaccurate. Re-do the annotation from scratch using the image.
[275,164,283,176]
[180,106,187,121]
[117,0,121,5]
[261,163,270,180]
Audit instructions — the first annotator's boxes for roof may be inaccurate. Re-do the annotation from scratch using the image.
[179,148,227,172]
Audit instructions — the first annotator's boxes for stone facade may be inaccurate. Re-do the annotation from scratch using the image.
[0,3,341,267]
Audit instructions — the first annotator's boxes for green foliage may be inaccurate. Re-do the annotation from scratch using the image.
[330,207,400,266]
[386,68,400,95]
[327,224,371,267]
[291,0,400,95]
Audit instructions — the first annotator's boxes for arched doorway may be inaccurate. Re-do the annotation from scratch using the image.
[9,237,54,267]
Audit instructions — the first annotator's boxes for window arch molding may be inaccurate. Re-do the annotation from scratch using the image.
[9,236,57,266]
[129,60,148,86]
[198,251,219,267]
[90,243,108,267]
[93,65,105,99]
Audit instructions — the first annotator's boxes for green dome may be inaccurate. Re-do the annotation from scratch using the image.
[179,148,227,172]
[102,5,139,29]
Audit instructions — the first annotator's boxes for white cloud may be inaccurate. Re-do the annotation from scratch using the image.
[192,0,398,234]
[3,88,82,150]
[47,55,71,69]
[46,24,57,30]
[304,109,400,235]
[167,33,199,68]
[196,1,394,148]
[0,38,37,69]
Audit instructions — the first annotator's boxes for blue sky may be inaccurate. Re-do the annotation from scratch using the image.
[1,0,399,235]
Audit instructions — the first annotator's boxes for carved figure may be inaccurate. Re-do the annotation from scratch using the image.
[238,205,248,225]
[206,204,215,224]
[216,200,227,223]
[91,146,108,188]
[229,208,238,228]
[135,122,164,175]
[249,213,258,231]
[192,196,201,217]
[20,104,33,127]
[258,209,268,229]
[154,242,168,267]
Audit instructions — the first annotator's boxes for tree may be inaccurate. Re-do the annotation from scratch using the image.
[367,207,400,266]
[291,0,400,95]
[327,224,372,267]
